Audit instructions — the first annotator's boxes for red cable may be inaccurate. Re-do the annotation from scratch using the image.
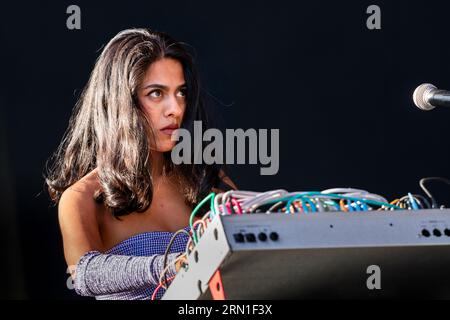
[232,198,243,214]
[151,275,176,300]
[225,201,232,214]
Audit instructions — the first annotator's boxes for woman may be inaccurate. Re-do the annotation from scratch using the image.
[45,28,236,300]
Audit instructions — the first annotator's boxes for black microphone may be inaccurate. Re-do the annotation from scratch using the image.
[413,83,450,111]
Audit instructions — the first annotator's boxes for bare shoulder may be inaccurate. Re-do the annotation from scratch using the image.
[64,168,101,196]
[58,168,104,266]
[58,168,102,222]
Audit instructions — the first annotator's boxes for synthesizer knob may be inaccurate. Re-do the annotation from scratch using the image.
[433,229,442,237]
[245,233,256,242]
[233,233,245,243]
[269,232,279,241]
[421,229,431,238]
[258,232,268,241]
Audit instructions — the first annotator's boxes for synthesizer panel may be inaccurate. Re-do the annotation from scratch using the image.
[163,209,450,299]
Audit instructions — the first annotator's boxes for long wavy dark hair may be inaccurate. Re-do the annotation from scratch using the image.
[45,28,223,217]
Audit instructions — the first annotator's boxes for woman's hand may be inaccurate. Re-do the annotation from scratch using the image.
[175,253,187,272]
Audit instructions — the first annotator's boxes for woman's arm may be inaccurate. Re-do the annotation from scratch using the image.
[58,187,104,268]
[74,250,180,296]
[58,187,180,296]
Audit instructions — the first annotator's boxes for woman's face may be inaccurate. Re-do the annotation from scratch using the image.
[137,58,187,152]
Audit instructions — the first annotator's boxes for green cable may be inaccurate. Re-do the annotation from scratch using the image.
[286,195,306,214]
[261,192,402,212]
[189,192,216,244]
[299,192,401,209]
[324,199,341,211]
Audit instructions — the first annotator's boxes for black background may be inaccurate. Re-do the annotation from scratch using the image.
[1,0,449,299]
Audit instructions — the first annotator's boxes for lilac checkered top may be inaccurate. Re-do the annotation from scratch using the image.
[94,226,191,300]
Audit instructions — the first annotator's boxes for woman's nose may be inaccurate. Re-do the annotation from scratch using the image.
[164,95,184,118]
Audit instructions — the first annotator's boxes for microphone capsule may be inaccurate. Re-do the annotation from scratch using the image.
[413,83,437,111]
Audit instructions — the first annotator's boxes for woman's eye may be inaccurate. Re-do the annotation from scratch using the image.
[177,89,187,98]
[149,90,162,98]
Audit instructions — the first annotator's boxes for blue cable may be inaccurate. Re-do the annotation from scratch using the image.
[285,194,307,214]
[408,192,419,210]
[300,197,308,214]
[296,192,403,210]
[347,199,354,212]
[360,201,369,211]
[302,197,317,213]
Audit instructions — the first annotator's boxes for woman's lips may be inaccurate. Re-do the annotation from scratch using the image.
[160,125,179,136]
[160,128,177,135]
